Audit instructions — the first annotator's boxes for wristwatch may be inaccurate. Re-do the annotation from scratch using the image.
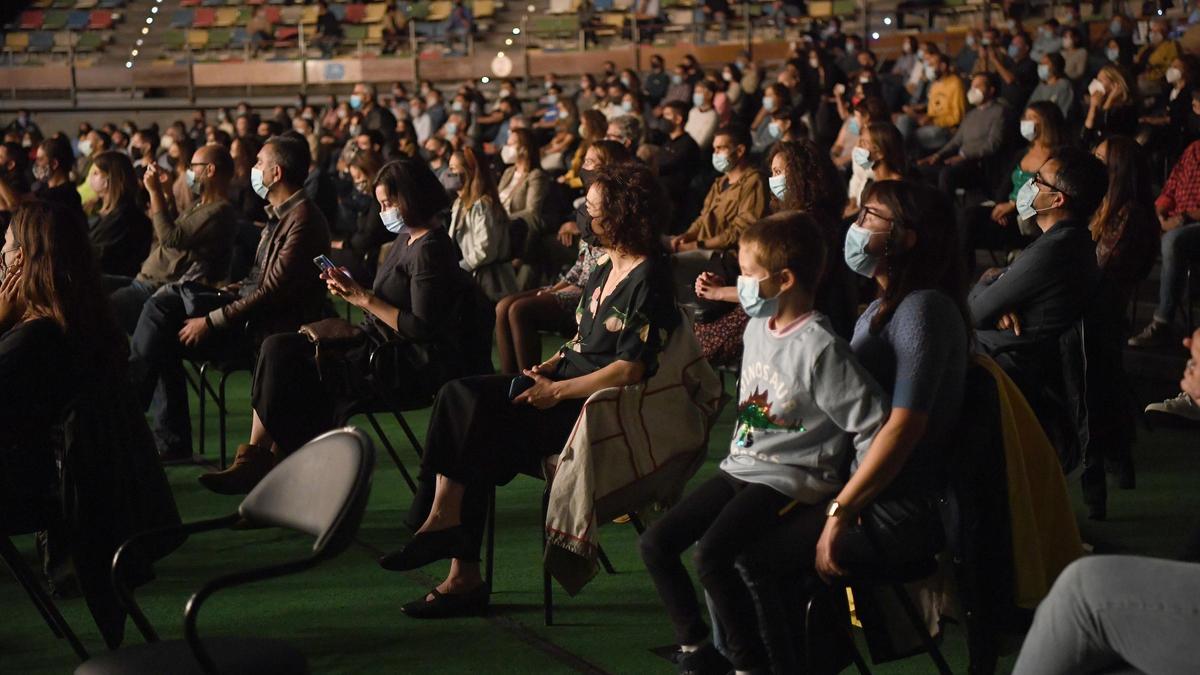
[825,500,846,519]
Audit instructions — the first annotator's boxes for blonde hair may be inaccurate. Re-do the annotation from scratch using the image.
[1098,65,1133,108]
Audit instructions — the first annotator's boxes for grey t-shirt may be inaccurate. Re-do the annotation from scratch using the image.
[721,312,889,503]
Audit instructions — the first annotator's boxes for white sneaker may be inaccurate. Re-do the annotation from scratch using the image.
[1145,392,1200,422]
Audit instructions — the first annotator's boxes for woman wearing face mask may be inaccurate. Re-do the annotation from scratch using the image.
[328,150,389,284]
[498,141,630,374]
[167,135,197,215]
[833,95,886,172]
[1090,136,1158,311]
[1028,52,1074,118]
[964,101,1063,260]
[737,180,971,672]
[1082,64,1137,149]
[498,128,551,287]
[539,98,580,173]
[846,121,907,217]
[722,62,745,116]
[751,83,793,153]
[1058,27,1088,81]
[32,137,85,223]
[1139,55,1199,162]
[576,73,599,112]
[447,147,517,302]
[86,151,152,278]
[685,81,720,151]
[236,158,491,483]
[559,109,606,189]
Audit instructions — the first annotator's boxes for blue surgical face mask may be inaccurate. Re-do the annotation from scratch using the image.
[844,224,885,278]
[692,92,705,107]
[712,152,731,174]
[380,207,407,235]
[546,94,557,104]
[1037,63,1050,81]
[768,174,787,199]
[767,121,782,139]
[737,274,780,319]
[762,95,777,112]
[621,100,633,112]
[672,74,683,85]
[852,146,873,170]
[250,166,271,200]
[1106,47,1120,62]
[445,121,459,135]
[848,117,861,135]
[1007,43,1021,60]
[349,94,363,110]
[1110,19,1124,36]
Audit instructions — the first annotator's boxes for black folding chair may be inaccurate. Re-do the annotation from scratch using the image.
[74,428,374,675]
[2,534,90,662]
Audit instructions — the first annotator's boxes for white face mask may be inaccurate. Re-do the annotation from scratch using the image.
[1166,67,1183,85]
[1088,79,1106,96]
[250,166,273,199]
[967,87,985,106]
[500,144,518,165]
[1020,119,1037,141]
[77,139,93,157]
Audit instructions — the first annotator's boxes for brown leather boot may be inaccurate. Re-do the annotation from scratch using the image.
[197,444,277,496]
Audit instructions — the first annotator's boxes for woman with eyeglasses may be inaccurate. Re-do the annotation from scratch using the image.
[735,179,971,671]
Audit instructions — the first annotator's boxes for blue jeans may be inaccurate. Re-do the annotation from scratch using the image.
[1154,221,1200,324]
[1013,556,1200,674]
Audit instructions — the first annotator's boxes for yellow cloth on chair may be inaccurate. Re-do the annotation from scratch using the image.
[975,355,1084,608]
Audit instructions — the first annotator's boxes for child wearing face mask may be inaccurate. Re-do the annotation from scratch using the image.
[640,211,888,675]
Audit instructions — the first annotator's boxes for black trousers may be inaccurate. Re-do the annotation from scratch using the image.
[638,471,794,671]
[251,331,375,457]
[406,374,584,560]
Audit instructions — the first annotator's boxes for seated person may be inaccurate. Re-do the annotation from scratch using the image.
[32,137,85,223]
[107,144,237,333]
[1028,52,1075,118]
[329,149,391,285]
[200,159,491,495]
[85,151,152,278]
[657,102,702,232]
[640,212,888,674]
[129,134,331,464]
[736,179,970,672]
[1129,136,1200,349]
[992,31,1039,110]
[496,141,630,374]
[961,101,1063,261]
[498,129,551,288]
[895,52,966,153]
[448,147,518,302]
[917,73,1009,196]
[1090,136,1158,311]
[377,162,680,619]
[1082,65,1138,149]
[1133,19,1180,95]
[847,121,907,217]
[669,125,769,303]
[968,146,1107,397]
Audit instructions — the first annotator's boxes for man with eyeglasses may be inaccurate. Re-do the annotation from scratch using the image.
[968,147,1110,509]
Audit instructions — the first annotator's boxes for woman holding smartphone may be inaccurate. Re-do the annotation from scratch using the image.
[378,161,680,620]
[204,159,493,495]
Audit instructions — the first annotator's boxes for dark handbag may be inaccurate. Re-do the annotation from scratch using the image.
[298,318,368,395]
[177,281,237,317]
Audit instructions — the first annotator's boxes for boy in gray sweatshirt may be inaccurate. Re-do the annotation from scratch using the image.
[640,211,889,675]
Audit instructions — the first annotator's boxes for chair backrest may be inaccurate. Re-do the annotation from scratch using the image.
[239,427,374,556]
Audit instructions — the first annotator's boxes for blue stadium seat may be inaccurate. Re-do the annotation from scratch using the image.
[28,31,54,52]
[66,10,89,30]
[171,9,193,28]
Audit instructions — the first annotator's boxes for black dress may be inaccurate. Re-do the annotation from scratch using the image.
[251,226,491,455]
[89,201,153,277]
[408,253,680,556]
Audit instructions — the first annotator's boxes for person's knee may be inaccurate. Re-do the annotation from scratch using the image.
[692,537,735,582]
[638,522,672,566]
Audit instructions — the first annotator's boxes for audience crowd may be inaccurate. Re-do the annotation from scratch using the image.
[3,9,1200,674]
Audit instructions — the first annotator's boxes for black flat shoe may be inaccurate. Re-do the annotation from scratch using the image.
[378,525,474,571]
[401,583,490,619]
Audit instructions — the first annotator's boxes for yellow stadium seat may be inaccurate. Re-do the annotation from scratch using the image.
[215,7,239,27]
[427,1,452,21]
[808,0,832,17]
[364,3,387,23]
[301,5,319,25]
[188,29,209,49]
[473,0,495,18]
[366,23,383,44]
[52,30,76,50]
[5,32,30,50]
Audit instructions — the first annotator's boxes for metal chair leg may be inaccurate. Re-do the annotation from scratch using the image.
[890,582,952,675]
[392,410,425,458]
[1,537,89,661]
[484,487,496,589]
[597,546,616,575]
[196,362,208,456]
[218,369,233,470]
[541,488,553,626]
[364,413,416,492]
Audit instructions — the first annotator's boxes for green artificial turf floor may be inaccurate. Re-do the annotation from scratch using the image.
[3,317,1198,674]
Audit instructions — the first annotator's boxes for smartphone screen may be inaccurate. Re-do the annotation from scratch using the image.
[313,255,337,273]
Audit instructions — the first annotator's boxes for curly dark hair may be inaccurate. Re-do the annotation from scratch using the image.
[768,139,845,232]
[590,161,663,257]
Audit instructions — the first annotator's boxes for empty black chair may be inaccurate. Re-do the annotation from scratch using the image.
[74,428,375,675]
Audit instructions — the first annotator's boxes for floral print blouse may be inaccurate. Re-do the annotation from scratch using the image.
[556,253,679,380]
